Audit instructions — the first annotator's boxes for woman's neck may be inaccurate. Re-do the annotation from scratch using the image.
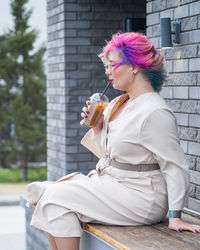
[126,72,155,102]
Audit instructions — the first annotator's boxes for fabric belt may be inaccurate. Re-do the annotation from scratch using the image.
[106,158,160,172]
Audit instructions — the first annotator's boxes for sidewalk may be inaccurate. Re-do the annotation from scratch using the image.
[0,184,26,250]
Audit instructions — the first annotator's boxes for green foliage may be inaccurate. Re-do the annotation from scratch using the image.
[0,0,46,181]
[0,167,47,183]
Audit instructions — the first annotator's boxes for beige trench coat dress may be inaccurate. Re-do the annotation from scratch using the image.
[30,92,189,237]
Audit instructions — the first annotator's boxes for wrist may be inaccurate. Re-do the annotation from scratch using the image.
[168,210,182,219]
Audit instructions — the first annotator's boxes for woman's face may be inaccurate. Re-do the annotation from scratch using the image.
[105,50,133,91]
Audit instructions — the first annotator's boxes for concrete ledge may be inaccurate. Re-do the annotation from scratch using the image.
[0,194,21,206]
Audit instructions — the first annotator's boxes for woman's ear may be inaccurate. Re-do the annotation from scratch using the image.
[132,67,139,74]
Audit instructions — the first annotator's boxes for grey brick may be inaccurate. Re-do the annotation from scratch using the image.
[196,186,200,199]
[178,127,198,141]
[78,0,104,2]
[94,4,119,12]
[189,1,200,16]
[174,5,189,19]
[167,0,181,8]
[146,1,152,14]
[163,47,180,60]
[167,100,197,113]
[152,24,160,37]
[188,142,200,156]
[77,12,93,20]
[64,29,77,37]
[120,4,145,12]
[160,87,173,98]
[188,197,200,213]
[65,63,77,71]
[189,114,200,128]
[189,183,196,198]
[64,162,78,171]
[189,87,200,99]
[66,71,91,79]
[165,59,173,72]
[160,9,174,19]
[47,0,59,11]
[65,112,78,121]
[64,129,78,137]
[66,79,78,87]
[79,62,100,71]
[152,0,166,12]
[147,13,160,26]
[186,154,196,170]
[180,140,188,153]
[64,3,91,11]
[65,46,77,54]
[146,27,152,37]
[197,158,200,171]
[92,20,119,29]
[189,58,200,71]
[189,30,200,43]
[167,73,197,86]
[94,12,124,21]
[181,45,198,58]
[78,161,96,170]
[190,170,200,185]
[78,29,92,37]
[174,59,188,72]
[66,37,91,46]
[66,153,92,162]
[65,54,91,62]
[173,87,188,99]
[181,16,198,31]
[181,0,193,4]
[175,113,189,126]
[180,32,189,45]
[64,12,76,20]
[48,14,60,26]
[65,20,91,29]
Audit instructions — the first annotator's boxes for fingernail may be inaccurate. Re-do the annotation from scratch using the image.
[178,229,183,232]
[195,230,199,233]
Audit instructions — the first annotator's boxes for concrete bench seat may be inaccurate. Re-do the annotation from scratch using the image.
[80,211,200,250]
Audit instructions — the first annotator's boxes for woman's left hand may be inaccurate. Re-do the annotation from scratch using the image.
[168,218,200,233]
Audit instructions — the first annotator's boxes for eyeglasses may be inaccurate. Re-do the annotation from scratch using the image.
[104,62,122,72]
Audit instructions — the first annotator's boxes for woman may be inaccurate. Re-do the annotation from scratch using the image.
[27,32,200,250]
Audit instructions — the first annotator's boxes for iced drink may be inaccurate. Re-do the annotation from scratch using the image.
[84,93,109,128]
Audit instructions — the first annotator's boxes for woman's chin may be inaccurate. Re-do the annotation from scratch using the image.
[112,83,125,91]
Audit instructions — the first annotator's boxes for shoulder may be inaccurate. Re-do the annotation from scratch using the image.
[141,92,174,115]
[139,93,177,132]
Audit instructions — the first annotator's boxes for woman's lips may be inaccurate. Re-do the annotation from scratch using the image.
[109,79,114,84]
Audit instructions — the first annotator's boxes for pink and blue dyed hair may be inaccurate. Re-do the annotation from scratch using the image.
[100,32,167,92]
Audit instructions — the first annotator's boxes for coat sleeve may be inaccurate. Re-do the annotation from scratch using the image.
[80,128,104,159]
[141,108,189,211]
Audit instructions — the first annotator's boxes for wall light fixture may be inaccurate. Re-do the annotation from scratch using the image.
[160,17,181,48]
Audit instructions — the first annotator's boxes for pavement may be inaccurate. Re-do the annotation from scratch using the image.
[0,184,27,250]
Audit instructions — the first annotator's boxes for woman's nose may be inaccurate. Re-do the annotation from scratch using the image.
[105,68,112,76]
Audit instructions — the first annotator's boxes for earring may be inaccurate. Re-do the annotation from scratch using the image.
[129,71,135,83]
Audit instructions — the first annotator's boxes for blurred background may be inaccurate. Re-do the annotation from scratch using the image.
[0,1,46,249]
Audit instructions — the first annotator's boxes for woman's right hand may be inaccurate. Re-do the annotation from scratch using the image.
[80,100,104,134]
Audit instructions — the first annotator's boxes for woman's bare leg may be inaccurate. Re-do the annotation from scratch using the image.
[47,233,58,250]
[54,237,80,250]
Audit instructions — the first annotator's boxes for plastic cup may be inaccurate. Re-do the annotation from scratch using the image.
[84,93,109,128]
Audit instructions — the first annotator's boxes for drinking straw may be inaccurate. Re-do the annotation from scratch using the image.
[101,81,111,96]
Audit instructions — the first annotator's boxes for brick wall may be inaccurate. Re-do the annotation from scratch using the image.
[146,0,200,213]
[47,0,145,181]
